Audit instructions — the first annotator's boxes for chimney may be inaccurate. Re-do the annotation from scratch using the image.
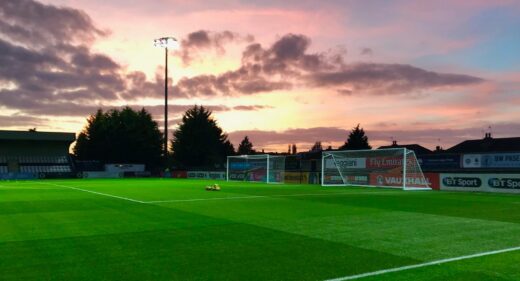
[392,140,397,146]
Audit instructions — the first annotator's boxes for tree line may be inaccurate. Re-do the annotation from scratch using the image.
[73,106,371,170]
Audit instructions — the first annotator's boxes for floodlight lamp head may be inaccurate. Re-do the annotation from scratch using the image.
[153,37,179,49]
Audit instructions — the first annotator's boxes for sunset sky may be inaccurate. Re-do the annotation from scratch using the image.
[1,0,519,152]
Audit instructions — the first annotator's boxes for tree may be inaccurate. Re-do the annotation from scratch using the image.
[171,105,234,167]
[74,107,163,169]
[339,124,371,150]
[291,144,297,154]
[310,141,323,152]
[237,136,255,155]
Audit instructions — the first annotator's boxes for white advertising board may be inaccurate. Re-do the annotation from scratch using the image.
[187,171,226,180]
[325,158,366,169]
[105,164,145,172]
[440,173,520,193]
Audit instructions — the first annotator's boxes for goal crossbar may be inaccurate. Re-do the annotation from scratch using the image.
[321,148,431,190]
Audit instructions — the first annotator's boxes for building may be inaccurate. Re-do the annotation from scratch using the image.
[446,133,520,153]
[378,140,432,155]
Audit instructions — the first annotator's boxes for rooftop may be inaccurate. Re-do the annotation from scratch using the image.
[0,130,75,142]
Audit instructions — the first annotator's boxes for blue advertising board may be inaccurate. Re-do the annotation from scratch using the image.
[0,172,37,180]
[463,153,520,168]
[418,154,460,170]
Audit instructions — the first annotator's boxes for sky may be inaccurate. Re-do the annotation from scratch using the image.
[0,0,519,152]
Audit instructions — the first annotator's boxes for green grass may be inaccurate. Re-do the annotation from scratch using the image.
[0,178,519,280]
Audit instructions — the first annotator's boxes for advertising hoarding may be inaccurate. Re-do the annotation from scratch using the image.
[187,171,226,180]
[324,158,366,169]
[462,153,520,168]
[418,155,460,170]
[440,173,520,193]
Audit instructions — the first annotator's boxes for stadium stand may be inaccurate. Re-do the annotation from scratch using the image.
[0,130,75,177]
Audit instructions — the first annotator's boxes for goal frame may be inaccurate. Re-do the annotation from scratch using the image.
[226,154,285,184]
[321,148,431,190]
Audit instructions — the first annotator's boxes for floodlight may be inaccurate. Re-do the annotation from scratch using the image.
[153,37,179,49]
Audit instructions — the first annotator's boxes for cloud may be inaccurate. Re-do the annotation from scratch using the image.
[0,0,105,46]
[0,0,485,123]
[0,0,162,117]
[307,63,484,95]
[170,33,483,98]
[228,127,349,149]
[232,105,273,111]
[360,47,373,56]
[0,114,48,127]
[176,30,254,65]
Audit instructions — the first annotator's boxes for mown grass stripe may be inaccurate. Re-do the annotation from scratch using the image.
[325,246,520,281]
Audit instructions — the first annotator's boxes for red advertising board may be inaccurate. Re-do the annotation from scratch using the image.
[366,157,411,169]
[369,172,433,188]
[423,173,440,190]
[172,171,188,178]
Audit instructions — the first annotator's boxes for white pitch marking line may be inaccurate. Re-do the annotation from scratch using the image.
[35,182,146,204]
[0,186,62,190]
[324,246,520,281]
[146,191,396,204]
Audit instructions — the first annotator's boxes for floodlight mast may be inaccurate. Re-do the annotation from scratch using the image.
[153,37,179,166]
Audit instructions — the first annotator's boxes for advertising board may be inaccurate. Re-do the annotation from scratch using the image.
[284,172,309,184]
[324,158,366,169]
[418,155,460,170]
[440,173,520,193]
[462,153,520,168]
[369,172,431,188]
[105,164,145,173]
[187,171,226,180]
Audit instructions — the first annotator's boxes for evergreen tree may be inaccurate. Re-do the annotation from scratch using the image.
[74,107,163,169]
[291,144,297,154]
[171,105,234,167]
[310,141,323,152]
[339,124,371,150]
[237,136,255,155]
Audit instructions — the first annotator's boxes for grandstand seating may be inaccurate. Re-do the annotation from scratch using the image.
[0,155,73,174]
[20,166,71,173]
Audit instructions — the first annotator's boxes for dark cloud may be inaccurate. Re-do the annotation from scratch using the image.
[172,65,292,97]
[0,0,105,46]
[228,127,349,149]
[360,47,373,56]
[0,0,138,117]
[176,30,254,65]
[308,63,484,95]
[173,33,482,97]
[232,105,273,111]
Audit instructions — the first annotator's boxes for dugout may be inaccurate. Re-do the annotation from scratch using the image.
[0,130,75,175]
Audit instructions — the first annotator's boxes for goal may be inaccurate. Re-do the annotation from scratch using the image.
[227,154,285,183]
[321,148,430,190]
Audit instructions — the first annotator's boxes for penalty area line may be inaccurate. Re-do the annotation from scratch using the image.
[324,245,520,281]
[34,182,146,204]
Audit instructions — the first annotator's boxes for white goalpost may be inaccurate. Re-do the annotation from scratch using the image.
[321,148,431,190]
[227,154,285,183]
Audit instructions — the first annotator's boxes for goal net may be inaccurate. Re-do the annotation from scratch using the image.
[322,148,430,190]
[227,154,285,183]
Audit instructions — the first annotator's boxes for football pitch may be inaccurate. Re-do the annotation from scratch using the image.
[1,179,520,280]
